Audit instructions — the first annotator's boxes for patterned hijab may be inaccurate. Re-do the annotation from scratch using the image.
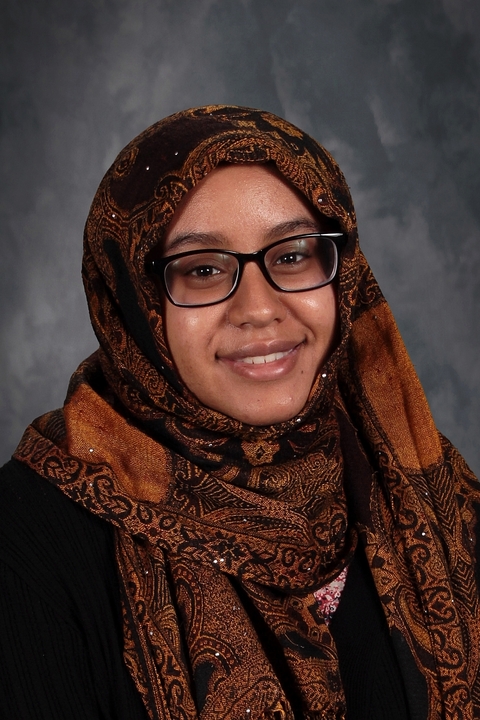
[14,106,480,720]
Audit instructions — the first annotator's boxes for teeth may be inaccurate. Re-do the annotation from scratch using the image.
[242,350,290,365]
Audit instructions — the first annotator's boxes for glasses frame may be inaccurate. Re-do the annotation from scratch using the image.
[147,232,345,308]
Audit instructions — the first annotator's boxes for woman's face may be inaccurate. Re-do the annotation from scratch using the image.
[160,164,337,425]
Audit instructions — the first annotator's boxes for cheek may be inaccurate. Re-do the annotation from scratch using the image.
[163,305,220,377]
[323,285,338,338]
[164,308,196,371]
[300,285,338,341]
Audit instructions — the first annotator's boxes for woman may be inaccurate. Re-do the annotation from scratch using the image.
[1,105,479,720]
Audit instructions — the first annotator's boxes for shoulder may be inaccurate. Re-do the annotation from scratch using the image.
[0,458,117,613]
[0,457,113,553]
[0,460,149,719]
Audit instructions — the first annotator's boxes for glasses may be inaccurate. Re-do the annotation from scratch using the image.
[147,232,344,308]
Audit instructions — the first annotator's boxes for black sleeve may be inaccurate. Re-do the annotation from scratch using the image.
[0,459,148,720]
[0,561,106,718]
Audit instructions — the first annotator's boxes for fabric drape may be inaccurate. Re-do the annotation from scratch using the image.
[14,106,480,720]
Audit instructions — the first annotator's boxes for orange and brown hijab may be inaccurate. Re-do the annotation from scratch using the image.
[14,106,480,720]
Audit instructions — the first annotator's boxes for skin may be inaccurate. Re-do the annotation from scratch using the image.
[158,164,338,426]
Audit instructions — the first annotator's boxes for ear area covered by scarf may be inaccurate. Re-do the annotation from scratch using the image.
[349,301,442,471]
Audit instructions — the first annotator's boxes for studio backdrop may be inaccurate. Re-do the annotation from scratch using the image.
[1,0,479,474]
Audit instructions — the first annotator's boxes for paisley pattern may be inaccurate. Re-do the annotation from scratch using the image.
[14,106,480,720]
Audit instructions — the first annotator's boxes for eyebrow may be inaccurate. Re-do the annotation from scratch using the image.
[164,217,322,254]
[264,218,321,241]
[165,232,225,253]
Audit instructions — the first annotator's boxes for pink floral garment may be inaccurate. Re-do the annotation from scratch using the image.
[313,565,349,625]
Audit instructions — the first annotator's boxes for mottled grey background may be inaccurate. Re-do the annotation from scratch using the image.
[1,0,479,473]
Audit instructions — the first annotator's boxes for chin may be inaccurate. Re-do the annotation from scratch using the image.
[227,402,306,427]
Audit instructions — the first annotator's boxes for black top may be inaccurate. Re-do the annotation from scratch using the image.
[0,459,148,719]
[0,458,421,719]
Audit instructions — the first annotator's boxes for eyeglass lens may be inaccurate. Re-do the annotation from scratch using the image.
[164,235,337,307]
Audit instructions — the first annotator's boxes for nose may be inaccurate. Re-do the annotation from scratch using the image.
[226,261,287,327]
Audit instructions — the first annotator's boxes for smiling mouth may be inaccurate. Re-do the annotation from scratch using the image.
[239,349,293,365]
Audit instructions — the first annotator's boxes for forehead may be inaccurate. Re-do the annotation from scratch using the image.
[161,163,335,254]
[174,163,313,215]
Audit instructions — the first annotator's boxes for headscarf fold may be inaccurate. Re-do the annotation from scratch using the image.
[14,106,480,720]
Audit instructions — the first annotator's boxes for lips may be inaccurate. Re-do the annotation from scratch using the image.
[216,341,305,382]
[240,350,292,365]
[219,340,303,364]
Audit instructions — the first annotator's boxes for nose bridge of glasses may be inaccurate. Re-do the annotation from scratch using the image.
[234,246,278,290]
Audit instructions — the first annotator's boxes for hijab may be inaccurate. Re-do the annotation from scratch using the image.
[14,105,480,720]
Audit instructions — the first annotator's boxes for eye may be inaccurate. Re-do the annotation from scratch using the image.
[165,252,237,291]
[186,263,222,278]
[179,253,233,279]
[275,250,309,265]
[269,238,313,270]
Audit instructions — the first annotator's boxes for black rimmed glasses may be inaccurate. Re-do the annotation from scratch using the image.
[147,232,345,308]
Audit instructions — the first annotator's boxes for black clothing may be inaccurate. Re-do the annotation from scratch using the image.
[0,458,419,720]
[330,546,422,720]
[0,459,148,720]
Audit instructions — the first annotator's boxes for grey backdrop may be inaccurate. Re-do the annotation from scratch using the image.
[1,0,479,473]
